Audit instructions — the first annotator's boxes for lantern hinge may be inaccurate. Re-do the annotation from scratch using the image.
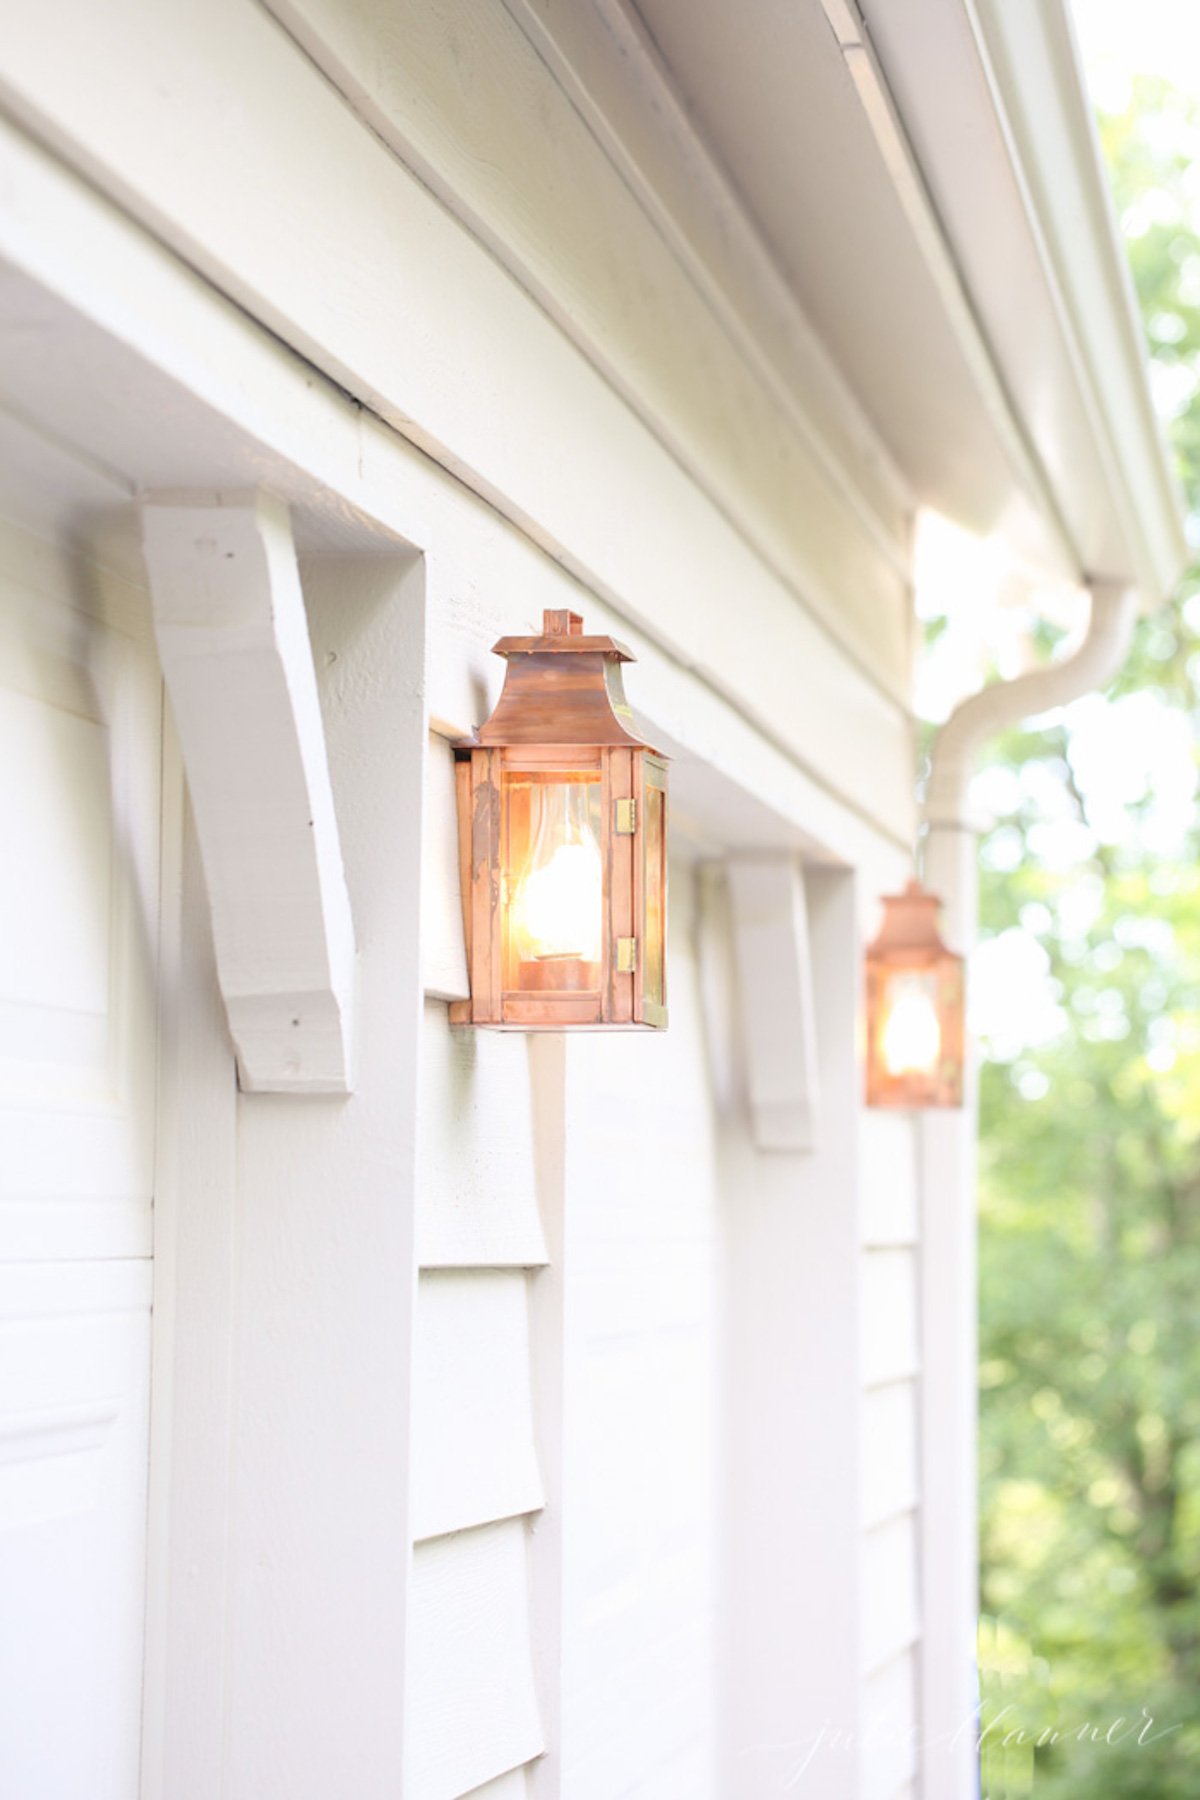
[615,797,637,834]
[615,936,638,973]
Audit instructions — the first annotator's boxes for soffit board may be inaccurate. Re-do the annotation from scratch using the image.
[632,0,1185,601]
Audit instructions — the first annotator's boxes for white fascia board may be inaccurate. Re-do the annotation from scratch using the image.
[971,0,1187,607]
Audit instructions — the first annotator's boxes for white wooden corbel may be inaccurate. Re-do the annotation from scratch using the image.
[142,491,356,1094]
[727,855,821,1152]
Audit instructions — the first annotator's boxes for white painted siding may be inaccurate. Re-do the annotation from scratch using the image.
[861,1514,921,1675]
[410,994,556,1795]
[408,1520,544,1800]
[862,1382,920,1528]
[860,1112,920,1246]
[411,1270,543,1542]
[0,509,162,1800]
[416,1000,548,1271]
[859,1087,923,1791]
[560,867,721,1800]
[861,1249,920,1388]
[411,867,727,1800]
[861,1648,920,1800]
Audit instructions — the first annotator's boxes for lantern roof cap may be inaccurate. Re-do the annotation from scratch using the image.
[868,878,958,959]
[462,609,662,752]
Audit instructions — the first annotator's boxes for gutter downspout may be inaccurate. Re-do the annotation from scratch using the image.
[915,577,1139,1800]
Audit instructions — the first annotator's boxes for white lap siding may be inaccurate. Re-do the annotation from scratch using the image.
[0,510,163,1798]
[859,1111,923,1800]
[410,1009,551,1799]
[413,865,722,1800]
[559,869,721,1800]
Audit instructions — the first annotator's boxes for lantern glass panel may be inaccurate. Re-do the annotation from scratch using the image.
[864,878,964,1107]
[502,770,603,994]
[879,968,941,1078]
[642,778,666,1013]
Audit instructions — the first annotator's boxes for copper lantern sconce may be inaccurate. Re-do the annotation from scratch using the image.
[451,609,668,1031]
[865,879,964,1108]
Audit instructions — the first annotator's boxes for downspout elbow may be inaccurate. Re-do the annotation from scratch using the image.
[922,578,1140,835]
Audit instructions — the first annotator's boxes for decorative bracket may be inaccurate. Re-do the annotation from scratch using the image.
[727,855,821,1152]
[142,491,356,1093]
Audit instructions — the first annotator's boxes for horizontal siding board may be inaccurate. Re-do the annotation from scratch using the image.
[411,1270,543,1542]
[416,1003,548,1270]
[860,1249,918,1386]
[560,892,720,1797]
[0,1301,149,1531]
[0,1260,152,1321]
[861,1649,919,1800]
[859,1116,918,1246]
[860,1513,920,1675]
[862,1380,919,1527]
[562,1617,716,1800]
[407,1520,544,1800]
[0,1198,151,1263]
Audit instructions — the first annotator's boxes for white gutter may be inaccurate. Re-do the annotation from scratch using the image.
[915,574,1139,1800]
[817,0,1080,577]
[972,0,1188,608]
[924,577,1140,835]
[820,0,1187,608]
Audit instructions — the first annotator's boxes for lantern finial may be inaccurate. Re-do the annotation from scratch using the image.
[543,609,583,636]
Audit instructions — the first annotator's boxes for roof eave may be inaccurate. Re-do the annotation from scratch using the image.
[969,0,1188,608]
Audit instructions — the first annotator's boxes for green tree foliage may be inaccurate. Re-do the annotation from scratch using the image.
[977,76,1200,1797]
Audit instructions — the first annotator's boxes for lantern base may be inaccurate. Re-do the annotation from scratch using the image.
[448,994,668,1030]
[516,955,600,993]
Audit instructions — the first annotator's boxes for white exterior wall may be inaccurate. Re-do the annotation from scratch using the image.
[0,1,948,1794]
[0,511,164,1799]
[409,1002,550,1797]
[559,869,722,1798]
[860,1108,923,1800]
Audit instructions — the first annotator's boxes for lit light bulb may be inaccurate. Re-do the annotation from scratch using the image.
[514,838,603,960]
[881,974,941,1076]
[512,783,602,963]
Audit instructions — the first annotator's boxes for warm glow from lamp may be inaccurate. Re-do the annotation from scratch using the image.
[880,975,941,1076]
[513,837,603,961]
[511,780,603,964]
[864,878,964,1108]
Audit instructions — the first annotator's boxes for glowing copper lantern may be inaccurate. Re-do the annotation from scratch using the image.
[450,609,668,1031]
[865,879,964,1108]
